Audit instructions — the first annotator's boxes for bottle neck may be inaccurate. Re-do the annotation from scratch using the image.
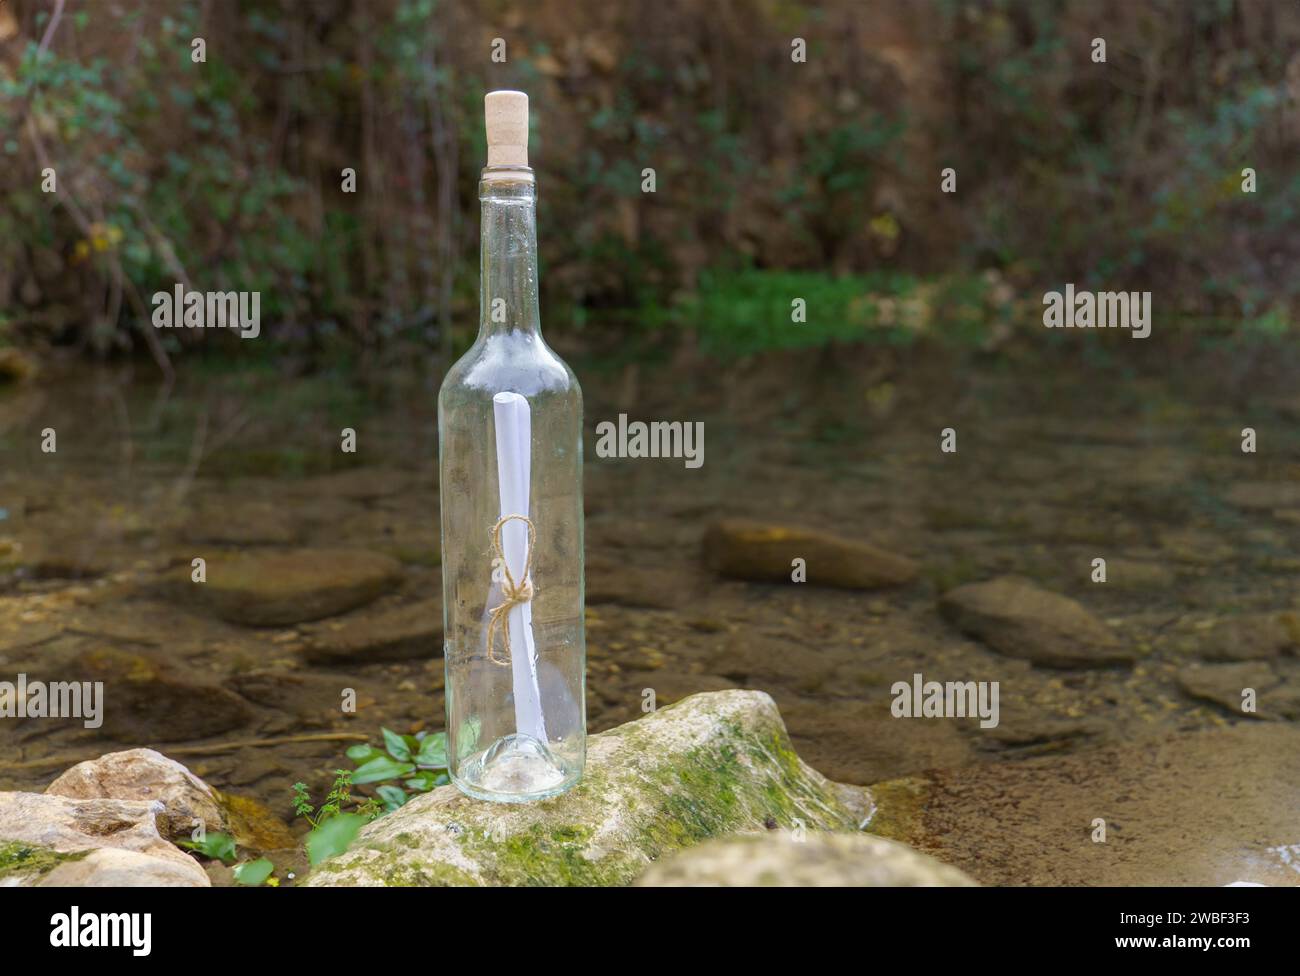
[479,172,541,339]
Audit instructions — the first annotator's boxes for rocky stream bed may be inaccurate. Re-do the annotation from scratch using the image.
[2,341,1299,885]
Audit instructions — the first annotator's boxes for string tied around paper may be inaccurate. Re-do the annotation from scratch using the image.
[486,513,536,666]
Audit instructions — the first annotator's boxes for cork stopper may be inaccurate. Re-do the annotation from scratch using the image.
[485,90,529,168]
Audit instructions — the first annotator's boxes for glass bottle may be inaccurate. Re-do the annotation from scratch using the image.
[438,91,584,802]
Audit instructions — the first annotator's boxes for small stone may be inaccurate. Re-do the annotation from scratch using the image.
[300,599,441,664]
[981,715,1107,753]
[686,617,726,633]
[939,577,1131,668]
[70,648,252,741]
[1177,613,1299,662]
[703,519,917,589]
[167,548,404,626]
[634,831,977,887]
[780,696,975,784]
[586,560,692,609]
[1176,661,1280,718]
[225,669,348,714]
[709,633,837,688]
[45,748,222,840]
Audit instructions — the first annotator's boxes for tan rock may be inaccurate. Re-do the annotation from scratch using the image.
[586,559,694,609]
[35,847,209,887]
[1176,661,1284,718]
[1181,613,1300,662]
[703,519,917,589]
[635,831,977,886]
[167,548,404,626]
[301,599,441,663]
[940,577,1131,668]
[0,792,208,886]
[46,748,223,840]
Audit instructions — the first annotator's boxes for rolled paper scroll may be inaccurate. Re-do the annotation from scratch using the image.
[491,391,548,743]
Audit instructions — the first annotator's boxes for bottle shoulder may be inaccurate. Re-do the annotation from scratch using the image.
[439,333,581,402]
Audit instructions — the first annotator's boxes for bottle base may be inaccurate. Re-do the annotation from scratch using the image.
[452,733,579,803]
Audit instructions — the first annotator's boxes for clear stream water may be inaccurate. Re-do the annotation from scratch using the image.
[2,327,1299,884]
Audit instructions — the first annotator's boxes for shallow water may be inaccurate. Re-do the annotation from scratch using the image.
[2,329,1298,884]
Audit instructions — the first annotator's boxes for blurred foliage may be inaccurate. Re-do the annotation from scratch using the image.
[0,0,1296,366]
[676,266,1019,356]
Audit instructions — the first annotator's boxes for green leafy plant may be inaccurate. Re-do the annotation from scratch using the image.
[232,857,277,887]
[290,731,450,868]
[291,768,379,868]
[344,728,451,812]
[291,769,379,828]
[178,830,237,864]
[179,830,279,885]
[304,813,368,868]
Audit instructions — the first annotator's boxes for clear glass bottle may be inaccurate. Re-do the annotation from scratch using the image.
[438,93,584,802]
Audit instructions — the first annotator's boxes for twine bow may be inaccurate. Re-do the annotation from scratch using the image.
[486,513,536,666]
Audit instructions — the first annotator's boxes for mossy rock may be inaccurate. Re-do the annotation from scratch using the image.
[305,690,872,887]
[0,792,210,886]
[0,842,89,883]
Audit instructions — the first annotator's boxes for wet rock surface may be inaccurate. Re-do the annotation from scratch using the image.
[703,519,918,589]
[1170,613,1300,662]
[939,578,1131,668]
[165,548,404,626]
[300,598,442,664]
[69,647,254,741]
[1176,661,1300,721]
[586,558,695,609]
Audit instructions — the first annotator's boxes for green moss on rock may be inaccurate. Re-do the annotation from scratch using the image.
[0,842,90,882]
[304,690,872,887]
